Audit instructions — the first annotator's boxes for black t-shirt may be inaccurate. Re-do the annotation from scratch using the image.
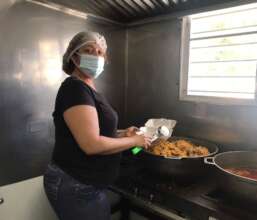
[52,76,121,186]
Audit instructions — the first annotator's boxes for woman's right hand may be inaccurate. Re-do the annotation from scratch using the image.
[132,135,152,149]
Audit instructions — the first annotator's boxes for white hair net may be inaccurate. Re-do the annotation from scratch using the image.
[63,31,107,75]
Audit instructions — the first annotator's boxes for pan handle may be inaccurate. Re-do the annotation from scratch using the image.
[204,157,215,165]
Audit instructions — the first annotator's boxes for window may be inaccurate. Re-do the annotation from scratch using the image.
[180,3,257,105]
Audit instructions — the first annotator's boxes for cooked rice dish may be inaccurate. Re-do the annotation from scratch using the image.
[148,139,210,157]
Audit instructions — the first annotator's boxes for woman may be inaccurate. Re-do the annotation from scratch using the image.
[43,31,151,220]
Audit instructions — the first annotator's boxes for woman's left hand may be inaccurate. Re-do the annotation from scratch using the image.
[124,126,139,137]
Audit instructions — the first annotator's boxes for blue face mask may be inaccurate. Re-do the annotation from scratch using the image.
[76,53,105,79]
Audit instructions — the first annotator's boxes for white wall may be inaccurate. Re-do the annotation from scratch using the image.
[0,176,122,220]
[0,176,58,220]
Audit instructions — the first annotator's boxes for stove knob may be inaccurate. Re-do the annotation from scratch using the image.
[133,187,138,196]
[149,194,154,202]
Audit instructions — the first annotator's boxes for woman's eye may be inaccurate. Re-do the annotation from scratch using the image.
[98,51,104,56]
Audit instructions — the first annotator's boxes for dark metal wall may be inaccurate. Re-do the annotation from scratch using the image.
[126,19,257,152]
[0,0,126,186]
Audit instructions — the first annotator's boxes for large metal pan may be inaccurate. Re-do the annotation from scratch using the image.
[205,151,257,203]
[140,136,219,181]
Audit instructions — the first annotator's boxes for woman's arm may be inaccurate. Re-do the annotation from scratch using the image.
[64,105,151,155]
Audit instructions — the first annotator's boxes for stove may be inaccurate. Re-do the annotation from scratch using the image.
[110,154,257,220]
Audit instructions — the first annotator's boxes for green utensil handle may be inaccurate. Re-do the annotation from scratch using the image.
[131,146,143,155]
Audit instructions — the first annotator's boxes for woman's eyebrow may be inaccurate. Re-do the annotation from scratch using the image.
[84,45,93,49]
[83,44,103,52]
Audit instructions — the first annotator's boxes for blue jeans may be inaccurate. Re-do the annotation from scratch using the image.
[43,163,111,220]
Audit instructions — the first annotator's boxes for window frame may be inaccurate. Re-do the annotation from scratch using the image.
[179,16,257,106]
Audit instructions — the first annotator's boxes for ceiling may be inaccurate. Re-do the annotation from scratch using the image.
[36,0,254,24]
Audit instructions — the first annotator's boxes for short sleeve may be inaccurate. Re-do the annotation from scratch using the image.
[57,78,96,114]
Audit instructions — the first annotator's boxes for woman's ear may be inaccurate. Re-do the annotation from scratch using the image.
[72,53,80,65]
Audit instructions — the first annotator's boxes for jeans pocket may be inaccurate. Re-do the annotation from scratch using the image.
[75,183,100,201]
[44,169,62,203]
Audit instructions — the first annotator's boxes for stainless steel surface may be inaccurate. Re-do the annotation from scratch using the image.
[26,0,124,26]
[1,0,257,189]
[126,18,257,152]
[140,137,219,180]
[0,0,126,186]
[204,151,257,203]
[35,0,257,24]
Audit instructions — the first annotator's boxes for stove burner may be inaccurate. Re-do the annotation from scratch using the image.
[115,156,257,220]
